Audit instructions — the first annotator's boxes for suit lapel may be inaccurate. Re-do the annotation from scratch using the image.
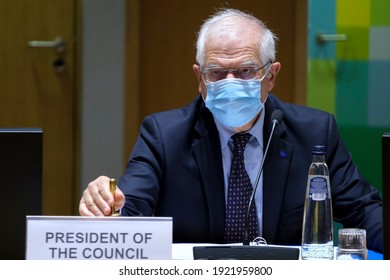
[263,131,292,243]
[192,106,225,241]
[262,100,292,244]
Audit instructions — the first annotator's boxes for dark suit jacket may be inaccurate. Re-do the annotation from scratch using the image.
[118,94,383,252]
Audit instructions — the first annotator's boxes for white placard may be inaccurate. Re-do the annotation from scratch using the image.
[26,216,172,260]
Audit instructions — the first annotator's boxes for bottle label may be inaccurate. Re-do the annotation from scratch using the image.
[308,176,329,201]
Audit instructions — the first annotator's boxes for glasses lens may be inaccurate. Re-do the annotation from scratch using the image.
[238,67,256,80]
[202,63,270,82]
[207,69,224,82]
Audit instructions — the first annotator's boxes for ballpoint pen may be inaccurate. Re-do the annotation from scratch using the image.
[109,178,121,216]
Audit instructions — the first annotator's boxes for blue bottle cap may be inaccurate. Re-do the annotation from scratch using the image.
[312,145,326,155]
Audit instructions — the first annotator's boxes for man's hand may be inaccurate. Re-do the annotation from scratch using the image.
[79,176,125,216]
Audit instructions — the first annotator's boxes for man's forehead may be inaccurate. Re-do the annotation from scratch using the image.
[203,40,261,67]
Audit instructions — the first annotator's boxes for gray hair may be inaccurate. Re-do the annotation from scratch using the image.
[195,8,277,67]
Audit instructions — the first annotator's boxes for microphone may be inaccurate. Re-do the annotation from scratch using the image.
[243,109,283,245]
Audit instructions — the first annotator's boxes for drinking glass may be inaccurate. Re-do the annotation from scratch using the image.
[336,228,367,260]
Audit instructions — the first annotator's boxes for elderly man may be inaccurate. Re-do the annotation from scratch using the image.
[79,8,383,253]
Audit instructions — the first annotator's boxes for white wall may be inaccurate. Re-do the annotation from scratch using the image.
[80,0,126,193]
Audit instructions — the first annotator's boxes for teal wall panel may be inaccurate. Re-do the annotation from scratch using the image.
[308,0,336,59]
[336,61,368,125]
[368,61,390,127]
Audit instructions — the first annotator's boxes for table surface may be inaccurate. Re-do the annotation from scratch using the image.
[172,243,383,260]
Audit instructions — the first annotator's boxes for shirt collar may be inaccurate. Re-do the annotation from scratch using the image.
[214,109,265,150]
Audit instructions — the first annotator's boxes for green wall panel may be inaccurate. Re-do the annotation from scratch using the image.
[371,0,390,25]
[307,60,336,114]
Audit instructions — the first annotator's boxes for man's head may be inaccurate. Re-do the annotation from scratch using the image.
[193,9,281,132]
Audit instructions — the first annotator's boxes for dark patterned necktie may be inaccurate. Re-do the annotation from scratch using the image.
[224,133,259,243]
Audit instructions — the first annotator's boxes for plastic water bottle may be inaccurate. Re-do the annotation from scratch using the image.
[301,145,334,260]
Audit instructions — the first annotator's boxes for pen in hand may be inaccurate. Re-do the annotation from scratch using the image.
[109,178,121,216]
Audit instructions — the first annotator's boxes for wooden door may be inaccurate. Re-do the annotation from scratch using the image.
[0,0,78,215]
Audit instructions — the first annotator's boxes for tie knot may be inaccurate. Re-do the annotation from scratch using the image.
[232,133,251,155]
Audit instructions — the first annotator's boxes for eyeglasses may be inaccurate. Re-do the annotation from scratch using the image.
[200,61,272,82]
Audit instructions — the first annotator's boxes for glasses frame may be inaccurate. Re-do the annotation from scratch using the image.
[200,60,272,82]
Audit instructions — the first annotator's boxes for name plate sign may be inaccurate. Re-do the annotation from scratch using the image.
[26,216,172,260]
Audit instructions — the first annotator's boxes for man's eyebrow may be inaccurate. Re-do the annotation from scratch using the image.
[238,60,258,67]
[203,63,223,69]
[204,61,258,69]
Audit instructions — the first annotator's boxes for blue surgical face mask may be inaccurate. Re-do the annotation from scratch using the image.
[204,78,265,127]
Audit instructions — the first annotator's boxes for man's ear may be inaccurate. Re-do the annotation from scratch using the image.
[193,64,203,93]
[267,62,281,91]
